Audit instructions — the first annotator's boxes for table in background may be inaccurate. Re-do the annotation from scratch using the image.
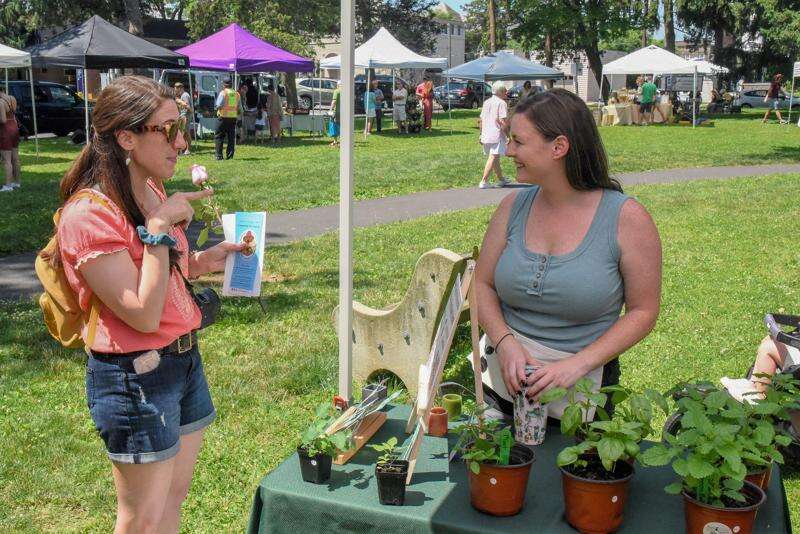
[247,405,791,534]
[602,104,633,126]
[631,102,674,124]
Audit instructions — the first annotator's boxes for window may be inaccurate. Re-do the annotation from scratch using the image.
[324,80,337,90]
[201,76,219,92]
[299,79,313,88]
[457,26,462,36]
[48,86,76,106]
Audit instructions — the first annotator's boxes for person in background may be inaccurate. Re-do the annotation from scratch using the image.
[215,78,241,160]
[478,81,510,189]
[173,82,193,155]
[763,73,785,124]
[0,86,21,192]
[372,79,384,133]
[265,84,283,144]
[707,88,723,113]
[521,81,532,100]
[392,79,408,134]
[416,77,434,131]
[363,82,376,135]
[329,80,342,146]
[639,75,658,126]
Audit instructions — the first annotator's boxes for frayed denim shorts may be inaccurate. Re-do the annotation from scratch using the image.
[86,344,215,464]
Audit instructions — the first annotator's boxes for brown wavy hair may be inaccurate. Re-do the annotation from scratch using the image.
[46,76,179,266]
[513,88,622,192]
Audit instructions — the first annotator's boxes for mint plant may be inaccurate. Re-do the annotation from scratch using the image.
[369,437,405,470]
[299,403,353,457]
[452,402,510,474]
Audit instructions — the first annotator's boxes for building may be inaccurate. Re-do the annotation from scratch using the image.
[432,2,466,68]
[525,50,627,102]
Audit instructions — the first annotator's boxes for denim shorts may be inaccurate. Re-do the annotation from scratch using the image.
[86,345,215,464]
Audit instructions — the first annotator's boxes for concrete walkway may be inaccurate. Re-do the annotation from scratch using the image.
[3,162,800,300]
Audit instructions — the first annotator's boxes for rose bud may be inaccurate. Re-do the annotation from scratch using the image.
[190,164,209,187]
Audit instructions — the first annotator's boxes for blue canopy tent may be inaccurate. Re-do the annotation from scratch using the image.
[443,51,565,82]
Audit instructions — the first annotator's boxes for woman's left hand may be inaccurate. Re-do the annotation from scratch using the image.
[196,241,246,275]
[525,357,588,400]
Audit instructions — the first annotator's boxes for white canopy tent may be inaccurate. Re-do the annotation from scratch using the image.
[322,27,449,138]
[689,58,729,75]
[601,45,699,127]
[0,43,38,154]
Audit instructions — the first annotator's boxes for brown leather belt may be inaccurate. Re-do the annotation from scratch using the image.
[162,331,197,355]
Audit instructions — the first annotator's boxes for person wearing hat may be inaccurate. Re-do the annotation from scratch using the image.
[174,82,193,155]
[215,78,241,160]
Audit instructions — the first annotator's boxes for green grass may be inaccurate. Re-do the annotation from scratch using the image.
[2,108,800,256]
[1,173,799,531]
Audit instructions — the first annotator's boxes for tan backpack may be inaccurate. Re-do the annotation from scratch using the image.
[35,190,110,349]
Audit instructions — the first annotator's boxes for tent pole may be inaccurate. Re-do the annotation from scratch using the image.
[4,68,7,94]
[339,0,355,401]
[789,75,796,124]
[692,66,697,129]
[189,69,198,142]
[364,66,370,140]
[234,70,238,148]
[392,68,395,130]
[447,68,452,134]
[84,64,89,145]
[28,67,38,156]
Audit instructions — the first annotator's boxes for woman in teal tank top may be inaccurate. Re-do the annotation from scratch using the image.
[474,88,662,416]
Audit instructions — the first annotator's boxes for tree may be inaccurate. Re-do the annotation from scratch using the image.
[122,0,144,35]
[663,0,676,52]
[355,0,439,56]
[511,0,656,98]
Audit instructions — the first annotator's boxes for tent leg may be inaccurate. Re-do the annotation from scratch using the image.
[189,70,198,142]
[339,0,355,401]
[84,66,90,144]
[392,69,395,130]
[789,77,795,124]
[4,68,7,94]
[692,67,697,129]
[364,67,371,140]
[447,72,452,134]
[28,67,38,156]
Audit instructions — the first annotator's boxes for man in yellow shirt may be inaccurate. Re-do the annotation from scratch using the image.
[215,78,241,160]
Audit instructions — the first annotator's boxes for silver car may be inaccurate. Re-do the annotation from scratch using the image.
[296,77,338,109]
[734,88,800,110]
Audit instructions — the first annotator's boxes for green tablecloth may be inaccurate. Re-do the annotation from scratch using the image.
[248,405,792,533]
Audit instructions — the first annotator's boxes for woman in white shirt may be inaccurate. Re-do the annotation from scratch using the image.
[478,81,511,189]
[392,80,408,134]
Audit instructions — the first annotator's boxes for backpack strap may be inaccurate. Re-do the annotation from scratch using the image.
[63,189,115,349]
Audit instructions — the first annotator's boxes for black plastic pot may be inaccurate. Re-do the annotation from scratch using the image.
[297,446,332,484]
[376,460,409,506]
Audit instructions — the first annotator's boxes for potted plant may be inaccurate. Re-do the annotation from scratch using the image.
[641,382,767,534]
[368,437,408,505]
[452,402,535,516]
[297,403,353,484]
[553,383,666,534]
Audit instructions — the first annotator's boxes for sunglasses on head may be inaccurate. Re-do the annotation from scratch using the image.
[135,116,187,144]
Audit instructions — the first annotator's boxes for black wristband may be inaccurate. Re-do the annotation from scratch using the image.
[494,332,514,351]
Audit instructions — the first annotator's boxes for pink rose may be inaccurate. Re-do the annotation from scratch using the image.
[190,164,209,187]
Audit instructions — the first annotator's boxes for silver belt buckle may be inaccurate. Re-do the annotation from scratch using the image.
[177,333,192,354]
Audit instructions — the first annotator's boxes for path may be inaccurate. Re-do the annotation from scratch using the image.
[2,163,800,300]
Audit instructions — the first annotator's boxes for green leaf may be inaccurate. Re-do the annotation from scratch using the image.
[673,458,689,477]
[703,390,730,410]
[665,482,684,495]
[561,404,583,436]
[640,445,672,466]
[557,447,580,467]
[539,387,567,404]
[197,226,209,247]
[752,402,781,415]
[597,437,625,463]
[687,454,714,479]
[469,461,480,475]
[752,423,775,446]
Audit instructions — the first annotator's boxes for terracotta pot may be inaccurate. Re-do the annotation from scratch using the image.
[683,481,766,534]
[745,463,772,492]
[467,443,535,516]
[427,407,448,437]
[560,461,634,534]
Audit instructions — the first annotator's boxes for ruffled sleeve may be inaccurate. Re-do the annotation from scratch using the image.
[58,194,130,270]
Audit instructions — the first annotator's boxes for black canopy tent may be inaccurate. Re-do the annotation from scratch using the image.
[27,15,188,141]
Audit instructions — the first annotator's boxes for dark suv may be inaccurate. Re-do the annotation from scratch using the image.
[434,81,492,110]
[6,80,90,137]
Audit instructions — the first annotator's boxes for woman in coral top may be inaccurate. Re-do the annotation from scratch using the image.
[416,77,434,131]
[55,76,241,533]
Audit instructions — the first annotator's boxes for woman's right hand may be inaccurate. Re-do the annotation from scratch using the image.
[146,189,213,233]
[497,336,541,397]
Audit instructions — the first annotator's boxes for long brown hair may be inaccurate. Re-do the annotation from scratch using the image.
[50,75,179,265]
[514,88,621,192]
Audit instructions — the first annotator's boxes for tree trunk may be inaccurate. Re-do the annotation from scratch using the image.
[713,26,724,63]
[487,0,496,52]
[641,0,649,47]
[663,0,675,53]
[284,72,299,108]
[585,45,605,101]
[123,0,144,35]
[544,33,554,89]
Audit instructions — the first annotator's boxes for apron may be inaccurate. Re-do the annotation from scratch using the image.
[473,329,603,420]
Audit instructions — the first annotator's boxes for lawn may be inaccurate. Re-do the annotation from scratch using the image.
[2,108,800,256]
[1,173,798,531]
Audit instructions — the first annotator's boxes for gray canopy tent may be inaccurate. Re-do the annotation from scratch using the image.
[0,43,38,154]
[27,15,188,143]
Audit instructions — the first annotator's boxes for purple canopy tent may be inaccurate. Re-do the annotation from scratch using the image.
[176,24,315,144]
[176,23,313,73]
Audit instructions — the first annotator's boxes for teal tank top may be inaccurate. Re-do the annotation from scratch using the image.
[494,186,629,354]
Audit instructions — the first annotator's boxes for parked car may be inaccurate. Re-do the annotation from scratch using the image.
[433,81,492,110]
[733,85,800,110]
[507,83,545,106]
[296,77,338,109]
[6,80,90,137]
[353,75,412,114]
